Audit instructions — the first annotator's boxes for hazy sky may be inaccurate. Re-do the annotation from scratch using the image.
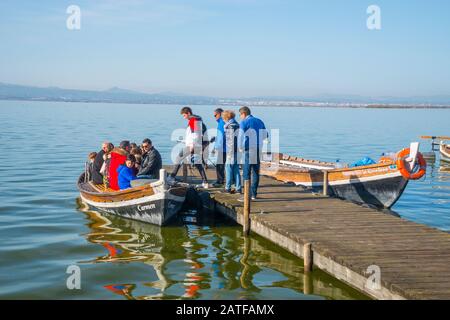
[0,0,449,97]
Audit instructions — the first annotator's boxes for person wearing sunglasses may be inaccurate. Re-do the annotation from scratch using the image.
[137,138,162,179]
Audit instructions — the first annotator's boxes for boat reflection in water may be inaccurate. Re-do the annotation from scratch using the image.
[439,162,450,175]
[79,203,368,300]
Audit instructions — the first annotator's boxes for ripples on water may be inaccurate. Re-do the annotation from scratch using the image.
[0,101,448,299]
[74,209,366,300]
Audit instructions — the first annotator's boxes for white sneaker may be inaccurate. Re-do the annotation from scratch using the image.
[237,196,256,202]
[195,182,209,189]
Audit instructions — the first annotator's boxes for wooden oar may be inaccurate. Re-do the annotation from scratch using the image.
[421,135,450,140]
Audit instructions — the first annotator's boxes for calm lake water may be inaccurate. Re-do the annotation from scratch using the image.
[0,100,449,299]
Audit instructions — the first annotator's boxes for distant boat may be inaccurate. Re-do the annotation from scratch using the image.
[77,169,187,226]
[261,144,426,209]
[441,142,450,163]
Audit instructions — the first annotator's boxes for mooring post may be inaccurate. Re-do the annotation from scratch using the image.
[304,242,313,272]
[322,170,329,196]
[303,273,313,295]
[243,179,251,236]
[183,164,188,182]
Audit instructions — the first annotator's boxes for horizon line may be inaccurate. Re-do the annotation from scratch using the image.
[1,81,450,101]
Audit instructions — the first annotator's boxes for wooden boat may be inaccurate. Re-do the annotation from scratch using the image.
[261,144,426,209]
[77,169,187,226]
[440,142,450,163]
[421,136,450,163]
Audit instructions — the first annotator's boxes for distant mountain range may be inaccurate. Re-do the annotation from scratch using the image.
[0,82,449,107]
[0,82,217,105]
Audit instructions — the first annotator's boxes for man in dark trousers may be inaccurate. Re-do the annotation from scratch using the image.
[238,106,267,201]
[92,141,109,184]
[169,106,209,188]
[212,108,226,187]
[138,138,162,179]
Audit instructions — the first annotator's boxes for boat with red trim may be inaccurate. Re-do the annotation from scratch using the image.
[77,169,187,226]
[261,143,426,209]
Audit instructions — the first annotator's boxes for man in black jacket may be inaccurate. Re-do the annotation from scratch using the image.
[92,141,109,184]
[138,138,162,179]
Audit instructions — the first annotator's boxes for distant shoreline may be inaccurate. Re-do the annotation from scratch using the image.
[2,82,449,109]
[1,97,450,109]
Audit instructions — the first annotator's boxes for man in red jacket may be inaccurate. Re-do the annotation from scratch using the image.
[109,140,130,190]
[169,107,209,188]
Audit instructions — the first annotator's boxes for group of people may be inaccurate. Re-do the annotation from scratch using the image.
[167,106,267,200]
[86,105,267,200]
[86,138,162,191]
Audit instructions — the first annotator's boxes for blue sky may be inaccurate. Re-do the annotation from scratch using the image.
[0,0,449,97]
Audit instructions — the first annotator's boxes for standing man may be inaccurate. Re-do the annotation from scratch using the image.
[238,106,267,200]
[138,138,162,179]
[212,108,226,187]
[169,107,209,188]
[92,141,110,184]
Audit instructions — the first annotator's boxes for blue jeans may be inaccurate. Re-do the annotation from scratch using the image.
[225,163,241,192]
[242,151,260,198]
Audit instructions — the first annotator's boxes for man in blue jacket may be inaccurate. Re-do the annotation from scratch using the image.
[238,106,267,200]
[212,108,226,187]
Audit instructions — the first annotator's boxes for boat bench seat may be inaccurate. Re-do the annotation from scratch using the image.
[89,182,116,193]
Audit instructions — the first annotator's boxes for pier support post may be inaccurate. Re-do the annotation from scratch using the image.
[183,164,188,182]
[322,170,329,196]
[304,243,313,272]
[243,179,251,236]
[303,273,313,295]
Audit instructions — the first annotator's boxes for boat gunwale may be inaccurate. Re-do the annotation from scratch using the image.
[328,161,395,174]
[262,159,396,174]
[441,143,450,155]
[77,173,162,197]
[270,152,336,166]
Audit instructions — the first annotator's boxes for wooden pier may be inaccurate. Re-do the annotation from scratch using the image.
[169,166,450,300]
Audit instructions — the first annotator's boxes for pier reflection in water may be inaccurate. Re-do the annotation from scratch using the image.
[79,205,368,300]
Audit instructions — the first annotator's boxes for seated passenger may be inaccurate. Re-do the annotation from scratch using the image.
[138,138,162,179]
[86,152,97,181]
[92,142,111,184]
[109,140,131,190]
[117,154,138,190]
[130,147,143,174]
[100,143,114,187]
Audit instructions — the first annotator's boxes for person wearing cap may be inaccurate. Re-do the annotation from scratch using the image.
[212,108,226,187]
[109,140,131,190]
[117,154,138,190]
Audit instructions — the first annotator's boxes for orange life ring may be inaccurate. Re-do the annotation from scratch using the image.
[396,148,427,180]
